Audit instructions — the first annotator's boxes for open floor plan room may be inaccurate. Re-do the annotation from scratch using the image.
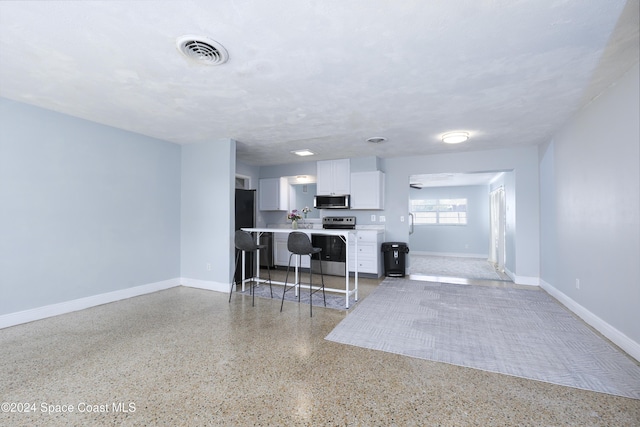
[1,2,639,425]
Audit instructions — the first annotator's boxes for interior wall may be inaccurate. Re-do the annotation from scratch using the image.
[0,98,181,316]
[540,62,640,346]
[290,183,318,218]
[408,185,490,256]
[180,139,236,289]
[236,161,260,191]
[538,140,557,287]
[503,170,517,275]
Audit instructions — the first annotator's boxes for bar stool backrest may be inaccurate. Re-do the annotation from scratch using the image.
[287,232,315,255]
[235,230,258,252]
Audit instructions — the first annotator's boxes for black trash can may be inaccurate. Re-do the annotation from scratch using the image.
[381,242,409,277]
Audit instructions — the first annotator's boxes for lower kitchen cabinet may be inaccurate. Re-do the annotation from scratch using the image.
[274,233,310,268]
[348,230,384,277]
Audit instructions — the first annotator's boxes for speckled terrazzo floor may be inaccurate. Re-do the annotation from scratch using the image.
[1,275,639,426]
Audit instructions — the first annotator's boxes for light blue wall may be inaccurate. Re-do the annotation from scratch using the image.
[291,184,318,218]
[504,171,517,274]
[0,98,181,315]
[259,161,317,179]
[538,141,557,287]
[181,139,236,285]
[236,161,260,191]
[408,185,490,256]
[540,63,639,345]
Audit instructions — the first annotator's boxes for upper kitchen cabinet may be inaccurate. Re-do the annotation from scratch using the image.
[350,170,385,210]
[316,159,350,195]
[259,177,288,211]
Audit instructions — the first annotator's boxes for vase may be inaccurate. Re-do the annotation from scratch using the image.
[292,220,298,229]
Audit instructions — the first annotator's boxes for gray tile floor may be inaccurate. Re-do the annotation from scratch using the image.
[1,272,639,426]
[408,254,512,281]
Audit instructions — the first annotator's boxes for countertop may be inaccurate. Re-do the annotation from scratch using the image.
[265,223,385,231]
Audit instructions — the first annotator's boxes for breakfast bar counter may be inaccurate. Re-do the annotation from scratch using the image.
[240,227,358,308]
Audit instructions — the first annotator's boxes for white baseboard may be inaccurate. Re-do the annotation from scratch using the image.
[180,277,230,293]
[504,267,539,286]
[0,278,180,329]
[540,279,640,362]
[410,251,489,259]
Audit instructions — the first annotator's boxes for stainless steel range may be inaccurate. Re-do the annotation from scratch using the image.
[311,216,356,276]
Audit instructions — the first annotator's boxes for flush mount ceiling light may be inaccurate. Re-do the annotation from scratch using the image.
[176,35,229,65]
[366,137,387,144]
[290,149,315,157]
[442,132,470,144]
[295,175,313,184]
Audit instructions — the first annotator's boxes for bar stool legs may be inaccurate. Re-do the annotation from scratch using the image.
[308,252,326,317]
[280,232,326,317]
[229,231,273,306]
[280,253,297,312]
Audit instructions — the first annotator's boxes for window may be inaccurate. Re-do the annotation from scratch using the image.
[410,198,467,225]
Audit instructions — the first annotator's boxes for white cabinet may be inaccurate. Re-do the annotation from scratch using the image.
[274,233,310,268]
[274,234,290,266]
[350,171,385,210]
[348,230,384,277]
[317,159,350,195]
[259,178,289,211]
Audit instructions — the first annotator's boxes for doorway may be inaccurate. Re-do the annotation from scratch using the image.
[408,171,511,282]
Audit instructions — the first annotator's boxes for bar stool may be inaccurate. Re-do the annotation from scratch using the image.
[280,231,326,317]
[229,230,272,306]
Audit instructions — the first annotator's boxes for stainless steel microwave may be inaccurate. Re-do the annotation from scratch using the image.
[314,194,350,209]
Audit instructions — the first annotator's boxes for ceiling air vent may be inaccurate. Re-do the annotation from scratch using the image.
[176,35,229,65]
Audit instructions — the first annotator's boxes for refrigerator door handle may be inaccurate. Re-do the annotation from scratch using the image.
[409,213,414,235]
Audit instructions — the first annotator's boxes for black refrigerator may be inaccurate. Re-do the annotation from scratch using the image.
[235,189,256,283]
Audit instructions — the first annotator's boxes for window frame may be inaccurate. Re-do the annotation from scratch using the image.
[410,198,468,225]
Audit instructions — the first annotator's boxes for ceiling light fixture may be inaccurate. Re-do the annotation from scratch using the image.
[176,35,229,65]
[290,149,315,157]
[441,132,470,144]
[366,137,387,144]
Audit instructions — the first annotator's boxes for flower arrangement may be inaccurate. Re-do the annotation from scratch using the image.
[287,209,302,222]
[302,206,311,218]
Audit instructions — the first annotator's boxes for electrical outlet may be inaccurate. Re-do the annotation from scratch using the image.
[379,215,386,222]
[206,263,212,271]
[400,216,405,222]
[371,214,376,222]
[575,278,580,289]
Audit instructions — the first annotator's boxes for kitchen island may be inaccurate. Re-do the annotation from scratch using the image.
[240,227,358,308]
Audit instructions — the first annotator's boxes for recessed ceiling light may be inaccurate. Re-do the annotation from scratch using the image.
[290,149,315,157]
[366,137,387,144]
[176,35,229,65]
[442,132,470,144]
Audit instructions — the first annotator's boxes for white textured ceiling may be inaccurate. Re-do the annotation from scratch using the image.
[0,1,638,166]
